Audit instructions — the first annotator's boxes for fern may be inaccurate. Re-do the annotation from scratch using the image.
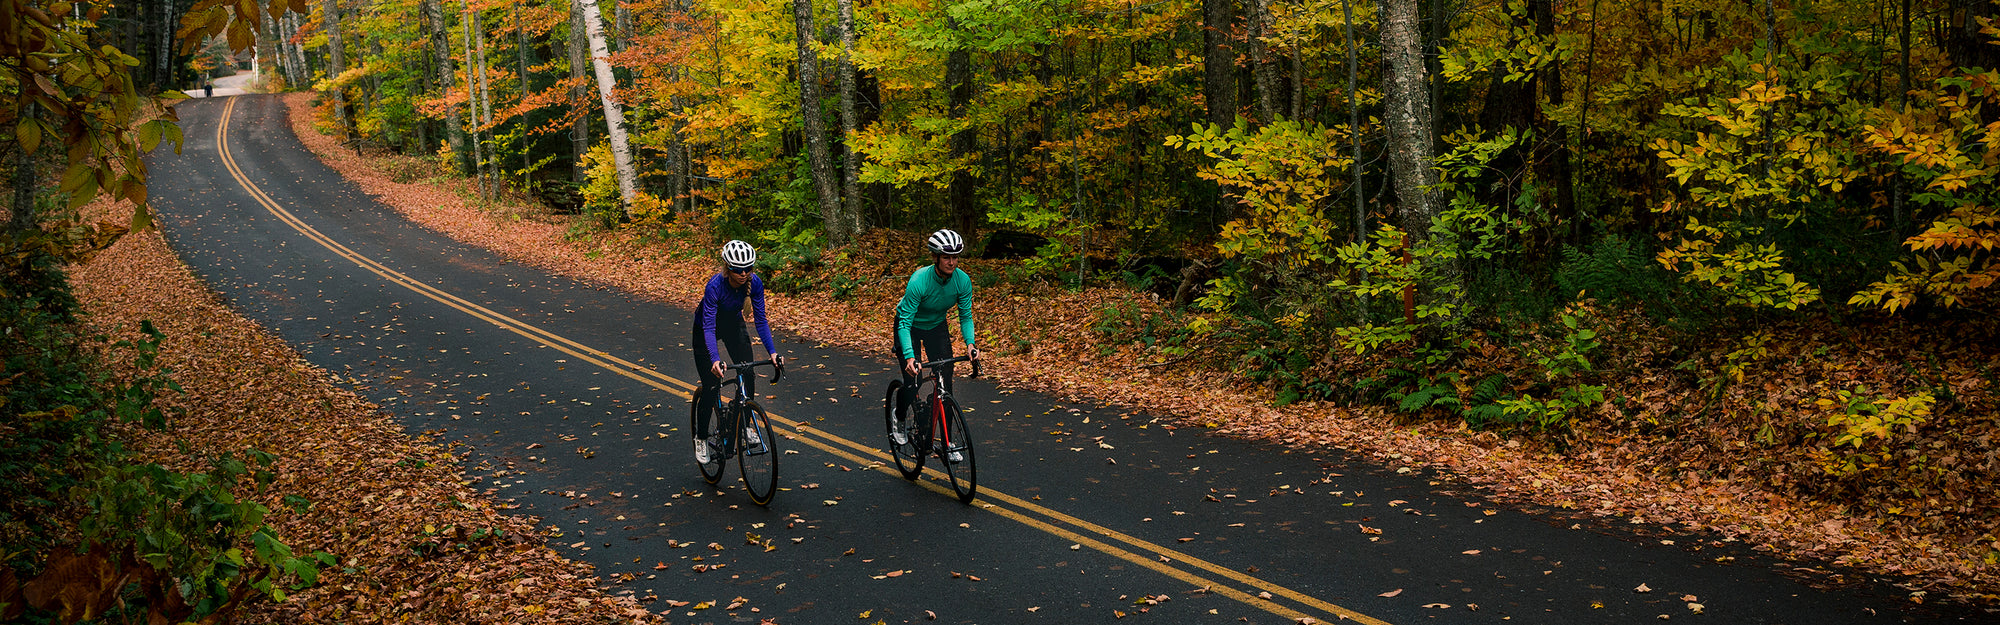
[1556,235,1672,306]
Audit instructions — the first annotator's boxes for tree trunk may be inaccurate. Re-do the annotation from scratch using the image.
[1380,0,1436,238]
[257,9,279,86]
[1530,0,1574,240]
[579,0,640,208]
[836,0,863,242]
[615,1,631,51]
[325,0,349,136]
[8,103,34,232]
[792,0,845,243]
[516,1,534,179]
[944,16,978,244]
[1202,0,1236,128]
[155,0,178,91]
[425,0,470,175]
[567,0,593,187]
[1249,0,1280,121]
[1343,0,1363,240]
[463,10,486,196]
[283,13,306,87]
[474,9,497,197]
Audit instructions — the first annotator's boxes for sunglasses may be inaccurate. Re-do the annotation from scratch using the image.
[728,266,753,275]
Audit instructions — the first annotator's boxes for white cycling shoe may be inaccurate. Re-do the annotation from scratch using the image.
[693,438,712,465]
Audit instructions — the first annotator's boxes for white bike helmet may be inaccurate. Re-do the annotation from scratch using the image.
[926,229,965,255]
[721,240,757,269]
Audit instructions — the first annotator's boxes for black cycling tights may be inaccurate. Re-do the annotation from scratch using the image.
[891,322,955,414]
[691,325,754,439]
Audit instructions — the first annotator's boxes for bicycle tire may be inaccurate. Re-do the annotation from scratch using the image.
[938,396,977,503]
[690,394,724,485]
[884,380,923,480]
[737,401,780,506]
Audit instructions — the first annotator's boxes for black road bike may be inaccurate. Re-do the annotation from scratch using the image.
[882,355,980,503]
[691,359,784,506]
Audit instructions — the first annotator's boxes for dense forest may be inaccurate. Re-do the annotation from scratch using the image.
[209,0,1997,325]
[4,0,2000,616]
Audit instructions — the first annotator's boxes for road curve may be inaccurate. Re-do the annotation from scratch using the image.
[138,93,1971,624]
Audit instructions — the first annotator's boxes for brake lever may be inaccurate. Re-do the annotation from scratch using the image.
[971,359,982,379]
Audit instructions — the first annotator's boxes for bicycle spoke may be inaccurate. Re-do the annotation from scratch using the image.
[691,395,724,485]
[738,402,779,506]
[885,380,923,480]
[939,396,977,503]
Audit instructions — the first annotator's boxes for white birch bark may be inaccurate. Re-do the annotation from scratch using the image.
[579,0,639,207]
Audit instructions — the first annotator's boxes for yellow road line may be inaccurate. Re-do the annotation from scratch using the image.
[213,96,1389,625]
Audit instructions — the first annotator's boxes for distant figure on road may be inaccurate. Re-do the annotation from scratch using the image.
[203,82,213,98]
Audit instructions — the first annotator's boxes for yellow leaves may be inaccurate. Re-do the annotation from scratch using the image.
[1821,388,1935,450]
[1655,218,1821,310]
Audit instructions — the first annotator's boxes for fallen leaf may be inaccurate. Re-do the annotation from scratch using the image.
[1422,603,1452,608]
[1359,525,1382,535]
[1378,589,1403,597]
[1635,583,1652,593]
[1462,549,1482,555]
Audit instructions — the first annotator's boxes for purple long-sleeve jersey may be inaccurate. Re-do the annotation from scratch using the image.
[698,273,779,361]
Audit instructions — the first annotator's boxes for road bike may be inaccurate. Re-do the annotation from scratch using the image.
[882,355,980,503]
[691,359,784,506]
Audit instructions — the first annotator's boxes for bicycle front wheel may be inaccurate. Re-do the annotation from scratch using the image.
[691,395,724,484]
[884,380,923,480]
[737,401,779,506]
[937,396,977,503]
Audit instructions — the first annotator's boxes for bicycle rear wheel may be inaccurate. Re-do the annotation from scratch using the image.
[937,396,977,503]
[884,380,923,480]
[690,395,724,484]
[737,401,779,506]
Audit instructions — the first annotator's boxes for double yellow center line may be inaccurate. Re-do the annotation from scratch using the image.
[212,96,1388,625]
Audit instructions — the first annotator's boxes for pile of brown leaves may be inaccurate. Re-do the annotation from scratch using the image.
[70,198,662,622]
[282,91,2000,606]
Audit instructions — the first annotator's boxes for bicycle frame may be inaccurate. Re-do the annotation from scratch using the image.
[886,354,981,502]
[707,359,782,457]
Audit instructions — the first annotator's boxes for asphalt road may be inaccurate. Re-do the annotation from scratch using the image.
[139,93,1987,624]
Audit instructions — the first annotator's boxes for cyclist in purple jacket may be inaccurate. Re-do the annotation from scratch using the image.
[690,240,784,464]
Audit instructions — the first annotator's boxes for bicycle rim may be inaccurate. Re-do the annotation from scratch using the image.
[884,380,922,480]
[737,402,779,506]
[938,396,977,503]
[691,396,723,484]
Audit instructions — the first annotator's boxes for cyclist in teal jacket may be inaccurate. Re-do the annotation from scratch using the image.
[890,229,980,448]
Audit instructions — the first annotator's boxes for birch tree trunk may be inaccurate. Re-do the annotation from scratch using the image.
[154,0,178,90]
[1380,0,1435,238]
[325,0,349,136]
[426,0,471,175]
[836,0,863,241]
[568,0,592,187]
[284,13,308,87]
[477,9,495,186]
[579,0,640,207]
[470,10,496,198]
[1249,0,1280,121]
[791,0,844,242]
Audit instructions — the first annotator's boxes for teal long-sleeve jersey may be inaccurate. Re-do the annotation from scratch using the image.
[894,265,975,360]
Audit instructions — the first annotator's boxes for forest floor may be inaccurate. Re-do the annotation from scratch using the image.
[66,90,1997,621]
